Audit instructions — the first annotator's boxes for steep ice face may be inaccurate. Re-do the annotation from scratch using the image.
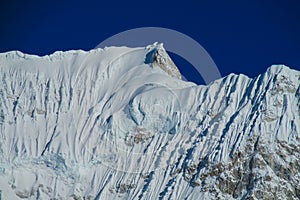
[0,44,299,200]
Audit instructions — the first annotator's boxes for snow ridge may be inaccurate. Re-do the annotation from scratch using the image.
[0,45,299,199]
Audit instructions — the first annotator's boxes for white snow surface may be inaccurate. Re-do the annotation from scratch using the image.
[0,43,299,199]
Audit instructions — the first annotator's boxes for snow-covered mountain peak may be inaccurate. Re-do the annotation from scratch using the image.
[145,42,182,79]
[265,64,291,74]
[0,42,183,81]
[0,45,299,199]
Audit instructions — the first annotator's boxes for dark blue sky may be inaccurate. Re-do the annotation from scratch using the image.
[1,0,299,84]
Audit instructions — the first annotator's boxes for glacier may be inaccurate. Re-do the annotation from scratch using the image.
[0,43,299,199]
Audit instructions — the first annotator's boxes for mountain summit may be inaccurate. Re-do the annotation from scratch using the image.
[0,45,299,199]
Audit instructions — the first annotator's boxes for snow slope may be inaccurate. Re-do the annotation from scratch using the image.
[0,44,299,199]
